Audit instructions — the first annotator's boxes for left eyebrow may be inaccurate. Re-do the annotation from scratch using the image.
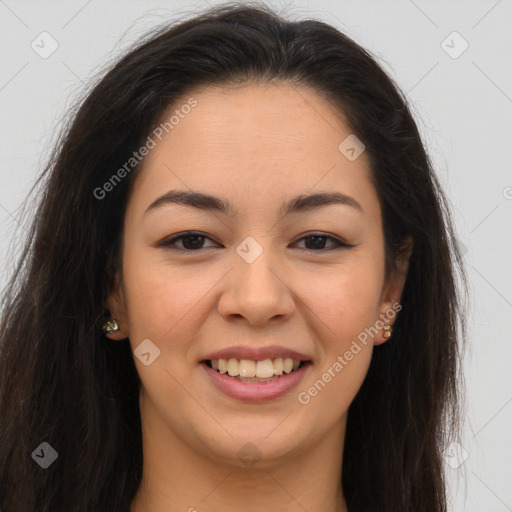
[143,189,363,218]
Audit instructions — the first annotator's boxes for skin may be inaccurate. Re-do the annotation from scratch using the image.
[106,82,410,512]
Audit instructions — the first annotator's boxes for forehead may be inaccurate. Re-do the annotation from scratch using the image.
[156,82,351,159]
[128,82,377,220]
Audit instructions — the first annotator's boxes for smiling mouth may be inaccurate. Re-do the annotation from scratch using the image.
[202,358,309,382]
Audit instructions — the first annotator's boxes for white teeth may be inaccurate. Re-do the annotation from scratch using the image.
[283,357,294,374]
[218,359,228,374]
[239,359,256,377]
[255,359,274,378]
[227,358,239,377]
[273,357,283,375]
[208,357,304,377]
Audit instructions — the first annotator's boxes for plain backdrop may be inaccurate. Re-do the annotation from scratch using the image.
[1,1,511,510]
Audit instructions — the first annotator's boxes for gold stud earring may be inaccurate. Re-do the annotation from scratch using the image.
[102,318,120,335]
[383,325,392,338]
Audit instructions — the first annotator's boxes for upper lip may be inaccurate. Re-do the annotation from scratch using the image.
[202,345,312,362]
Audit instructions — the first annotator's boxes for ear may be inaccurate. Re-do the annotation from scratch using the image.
[375,237,413,346]
[102,270,129,340]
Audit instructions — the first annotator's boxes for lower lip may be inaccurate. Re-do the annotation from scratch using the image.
[201,362,311,403]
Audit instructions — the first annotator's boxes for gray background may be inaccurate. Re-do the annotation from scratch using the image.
[1,1,511,510]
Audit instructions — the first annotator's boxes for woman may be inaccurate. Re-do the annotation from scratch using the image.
[0,3,466,511]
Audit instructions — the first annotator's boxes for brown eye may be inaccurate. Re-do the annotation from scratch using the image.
[160,232,219,251]
[293,233,351,251]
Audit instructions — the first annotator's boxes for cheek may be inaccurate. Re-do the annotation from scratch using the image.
[297,259,384,344]
[121,246,221,359]
[297,341,373,431]
[295,267,380,420]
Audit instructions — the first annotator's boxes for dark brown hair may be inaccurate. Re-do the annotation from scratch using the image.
[0,3,466,511]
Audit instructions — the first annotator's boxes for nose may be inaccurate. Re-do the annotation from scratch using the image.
[217,245,295,327]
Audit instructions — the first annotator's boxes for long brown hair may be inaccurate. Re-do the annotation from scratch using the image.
[0,3,467,511]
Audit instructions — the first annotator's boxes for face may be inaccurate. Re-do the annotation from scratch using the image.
[107,82,407,468]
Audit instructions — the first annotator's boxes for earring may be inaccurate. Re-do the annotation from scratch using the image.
[383,325,392,338]
[102,318,120,335]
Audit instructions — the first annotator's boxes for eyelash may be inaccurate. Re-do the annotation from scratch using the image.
[159,231,352,253]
